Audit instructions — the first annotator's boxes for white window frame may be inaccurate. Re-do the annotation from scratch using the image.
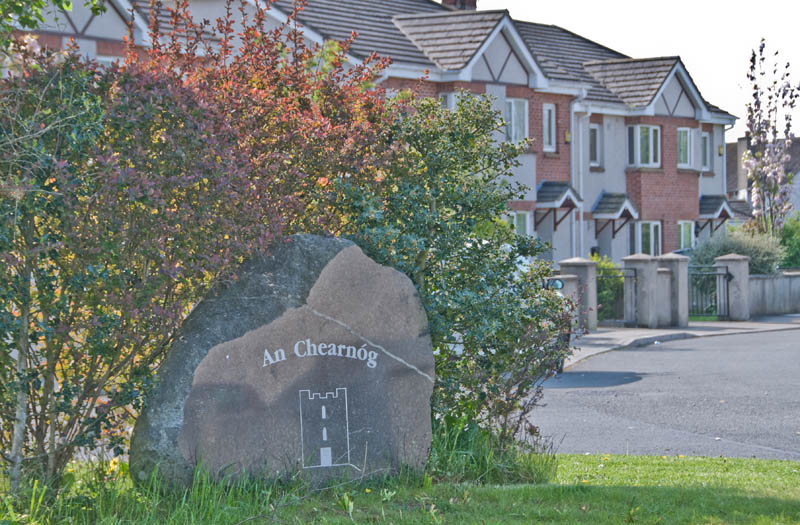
[439,92,457,110]
[701,132,711,171]
[589,123,602,167]
[635,221,662,256]
[626,125,660,168]
[542,103,556,152]
[505,211,532,237]
[504,98,529,143]
[677,127,693,168]
[678,220,695,250]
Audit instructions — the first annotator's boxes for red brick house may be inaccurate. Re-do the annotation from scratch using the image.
[17,0,737,263]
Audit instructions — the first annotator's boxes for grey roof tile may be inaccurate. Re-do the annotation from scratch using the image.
[537,181,582,204]
[728,199,753,220]
[271,0,447,65]
[583,57,678,108]
[699,195,729,217]
[393,10,505,70]
[513,20,629,104]
[592,192,638,216]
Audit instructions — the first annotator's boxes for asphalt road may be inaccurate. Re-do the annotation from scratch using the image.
[533,330,800,460]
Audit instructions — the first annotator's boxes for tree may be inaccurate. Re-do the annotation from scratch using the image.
[333,93,573,448]
[0,0,105,50]
[743,39,800,236]
[1,0,391,494]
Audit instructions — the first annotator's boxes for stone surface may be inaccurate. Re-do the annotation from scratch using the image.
[130,235,435,486]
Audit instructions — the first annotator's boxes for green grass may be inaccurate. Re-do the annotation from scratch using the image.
[689,315,723,322]
[4,454,799,524]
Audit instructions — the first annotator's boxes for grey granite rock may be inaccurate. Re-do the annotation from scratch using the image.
[129,235,434,487]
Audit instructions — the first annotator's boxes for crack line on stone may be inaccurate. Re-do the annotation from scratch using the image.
[308,307,434,383]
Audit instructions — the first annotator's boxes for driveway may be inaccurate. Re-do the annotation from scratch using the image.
[533,331,800,460]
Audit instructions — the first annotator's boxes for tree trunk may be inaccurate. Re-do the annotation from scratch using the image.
[9,286,30,497]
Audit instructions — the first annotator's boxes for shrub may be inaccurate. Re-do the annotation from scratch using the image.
[591,254,624,322]
[780,214,800,268]
[334,94,574,449]
[691,230,785,274]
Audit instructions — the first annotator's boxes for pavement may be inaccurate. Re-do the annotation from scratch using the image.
[566,314,800,368]
[537,330,800,459]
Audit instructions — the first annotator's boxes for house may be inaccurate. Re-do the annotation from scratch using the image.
[19,0,737,264]
[727,137,800,223]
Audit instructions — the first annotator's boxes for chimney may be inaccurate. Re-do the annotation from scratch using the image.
[442,0,477,9]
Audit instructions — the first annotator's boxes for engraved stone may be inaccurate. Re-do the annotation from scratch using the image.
[129,235,435,486]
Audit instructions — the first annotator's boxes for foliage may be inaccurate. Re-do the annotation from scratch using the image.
[779,214,800,268]
[333,93,574,448]
[742,39,799,236]
[3,454,800,523]
[591,254,623,322]
[1,1,391,493]
[691,230,785,274]
[0,0,105,50]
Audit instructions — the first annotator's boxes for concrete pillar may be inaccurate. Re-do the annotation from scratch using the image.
[558,257,597,332]
[715,254,750,321]
[622,254,659,328]
[658,253,690,327]
[657,268,672,327]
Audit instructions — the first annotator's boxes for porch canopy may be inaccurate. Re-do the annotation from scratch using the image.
[591,192,639,238]
[535,181,583,231]
[698,195,734,233]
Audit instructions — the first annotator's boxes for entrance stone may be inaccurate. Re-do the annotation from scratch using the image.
[130,235,434,486]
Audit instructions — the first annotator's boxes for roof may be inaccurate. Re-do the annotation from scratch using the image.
[728,199,753,220]
[699,195,733,219]
[583,57,678,108]
[514,20,628,104]
[393,10,506,71]
[271,0,447,66]
[592,192,639,219]
[537,181,583,207]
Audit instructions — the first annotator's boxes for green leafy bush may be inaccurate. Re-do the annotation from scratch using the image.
[780,214,800,268]
[334,94,574,448]
[591,254,624,321]
[691,230,785,274]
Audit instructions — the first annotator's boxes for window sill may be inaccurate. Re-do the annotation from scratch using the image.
[700,170,714,177]
[677,167,699,174]
[626,167,664,174]
[589,166,604,173]
[543,151,559,158]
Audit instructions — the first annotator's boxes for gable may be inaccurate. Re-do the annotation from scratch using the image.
[38,1,133,44]
[655,74,696,117]
[471,30,528,84]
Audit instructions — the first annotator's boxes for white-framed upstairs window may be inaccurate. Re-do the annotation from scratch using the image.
[504,98,528,143]
[439,92,457,110]
[634,221,661,256]
[542,103,556,152]
[701,132,711,171]
[505,211,532,237]
[678,220,695,250]
[627,125,660,168]
[677,127,693,168]
[589,123,602,167]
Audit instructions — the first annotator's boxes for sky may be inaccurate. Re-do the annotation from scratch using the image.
[476,0,800,140]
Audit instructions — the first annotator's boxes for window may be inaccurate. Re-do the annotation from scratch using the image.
[701,132,711,171]
[542,103,556,152]
[626,125,660,167]
[589,123,602,167]
[439,92,457,110]
[678,221,695,250]
[505,211,531,237]
[677,128,693,168]
[635,221,661,255]
[504,99,528,143]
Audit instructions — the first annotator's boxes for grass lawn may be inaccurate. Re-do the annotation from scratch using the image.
[6,454,799,524]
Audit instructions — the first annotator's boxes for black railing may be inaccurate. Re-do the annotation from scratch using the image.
[688,265,731,319]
